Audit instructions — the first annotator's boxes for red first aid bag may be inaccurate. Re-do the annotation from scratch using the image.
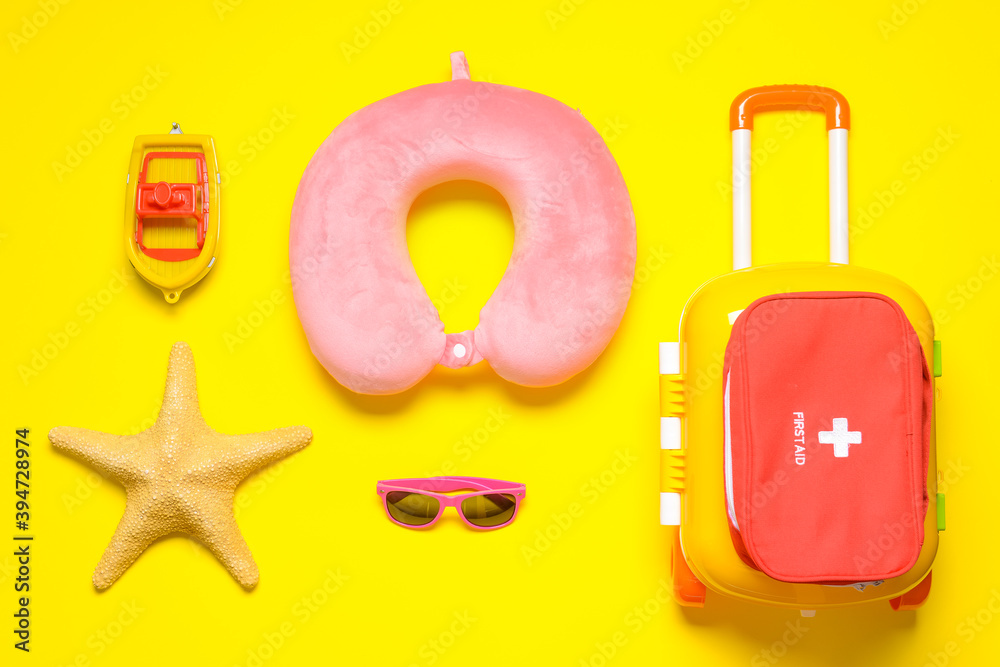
[723,291,932,584]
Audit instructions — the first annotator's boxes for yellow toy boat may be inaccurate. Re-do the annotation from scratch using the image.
[124,124,220,303]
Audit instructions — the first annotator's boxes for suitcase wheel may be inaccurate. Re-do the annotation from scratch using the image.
[671,527,706,607]
[890,571,932,610]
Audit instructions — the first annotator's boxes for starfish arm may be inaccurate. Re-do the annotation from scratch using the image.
[211,426,313,482]
[156,342,205,427]
[189,509,260,589]
[92,495,165,590]
[49,427,142,481]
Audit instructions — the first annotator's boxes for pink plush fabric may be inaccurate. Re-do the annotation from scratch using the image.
[289,52,636,395]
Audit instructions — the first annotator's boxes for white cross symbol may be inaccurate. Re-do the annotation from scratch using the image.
[818,418,862,458]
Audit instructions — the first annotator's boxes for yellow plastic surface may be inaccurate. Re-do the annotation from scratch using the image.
[675,262,938,608]
[124,134,221,303]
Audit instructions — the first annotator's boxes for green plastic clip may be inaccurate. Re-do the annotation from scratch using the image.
[933,340,942,378]
[936,492,946,531]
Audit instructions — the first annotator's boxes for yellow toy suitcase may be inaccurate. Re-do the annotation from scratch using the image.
[658,85,943,614]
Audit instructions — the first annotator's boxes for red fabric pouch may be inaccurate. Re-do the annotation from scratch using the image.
[723,291,931,584]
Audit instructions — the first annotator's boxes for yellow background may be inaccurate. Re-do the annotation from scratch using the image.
[2,0,998,665]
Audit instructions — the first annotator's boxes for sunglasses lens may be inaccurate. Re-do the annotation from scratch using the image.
[385,491,440,526]
[461,493,517,528]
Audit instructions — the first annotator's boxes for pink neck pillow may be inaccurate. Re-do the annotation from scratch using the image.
[289,52,636,395]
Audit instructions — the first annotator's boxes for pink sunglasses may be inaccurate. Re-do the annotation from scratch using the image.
[377,477,526,530]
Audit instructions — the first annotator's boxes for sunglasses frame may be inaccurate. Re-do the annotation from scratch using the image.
[376,476,526,530]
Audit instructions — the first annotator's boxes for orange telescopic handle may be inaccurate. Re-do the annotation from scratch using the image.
[729,85,850,132]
